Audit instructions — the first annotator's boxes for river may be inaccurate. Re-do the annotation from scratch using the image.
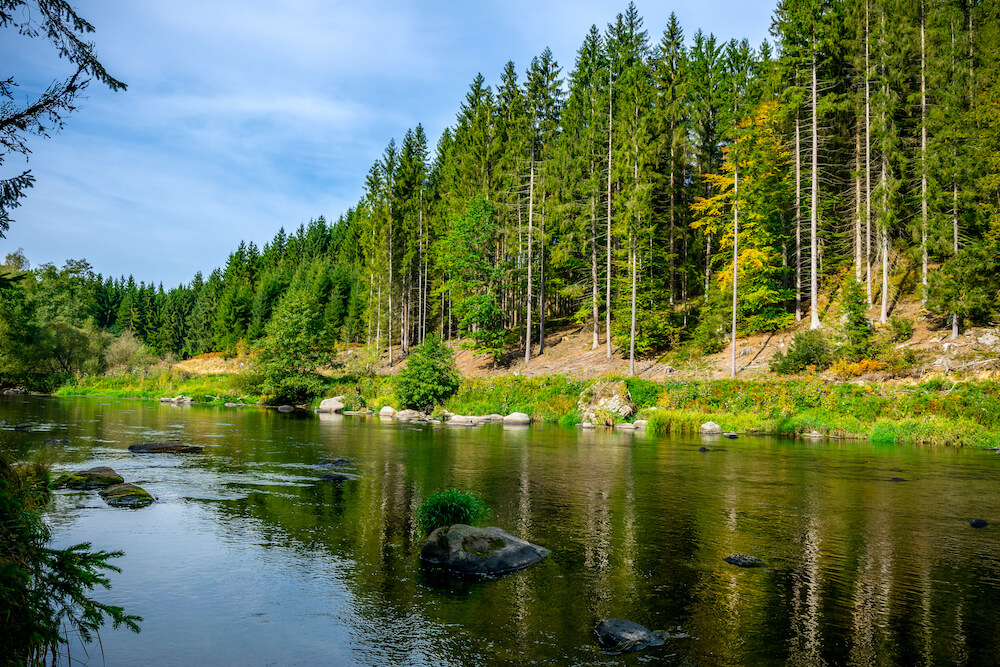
[2,394,998,665]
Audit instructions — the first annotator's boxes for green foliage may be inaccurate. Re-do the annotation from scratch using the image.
[887,316,914,343]
[0,452,141,665]
[417,489,492,536]
[256,287,335,404]
[770,329,832,374]
[624,377,664,409]
[394,335,459,412]
[838,279,874,362]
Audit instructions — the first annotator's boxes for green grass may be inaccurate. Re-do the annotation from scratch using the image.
[54,369,261,405]
[52,369,1000,446]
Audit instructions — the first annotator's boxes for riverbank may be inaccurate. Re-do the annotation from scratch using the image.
[53,372,1000,447]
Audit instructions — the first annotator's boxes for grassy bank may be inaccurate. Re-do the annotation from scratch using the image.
[54,371,1000,447]
[54,370,261,405]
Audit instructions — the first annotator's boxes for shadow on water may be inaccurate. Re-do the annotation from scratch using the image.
[3,394,1000,665]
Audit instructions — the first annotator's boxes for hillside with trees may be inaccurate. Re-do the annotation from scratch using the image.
[2,0,999,396]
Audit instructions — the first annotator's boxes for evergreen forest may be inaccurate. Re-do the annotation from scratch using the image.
[3,0,999,389]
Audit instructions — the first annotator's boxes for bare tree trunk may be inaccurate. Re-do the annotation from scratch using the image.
[388,214,394,366]
[590,176,599,350]
[920,2,928,306]
[880,155,889,324]
[810,43,820,330]
[731,166,739,379]
[795,107,802,321]
[865,0,873,306]
[855,116,863,283]
[952,182,960,339]
[525,144,535,364]
[539,194,546,355]
[669,119,676,307]
[606,68,613,360]
[629,233,637,376]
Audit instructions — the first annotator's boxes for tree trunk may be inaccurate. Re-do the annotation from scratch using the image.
[865,0,873,306]
[920,1,928,306]
[525,144,535,364]
[606,67,613,360]
[810,42,820,330]
[795,106,802,321]
[590,173,599,350]
[539,194,546,355]
[629,233,637,376]
[731,165,739,379]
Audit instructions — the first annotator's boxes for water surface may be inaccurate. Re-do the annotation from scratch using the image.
[3,395,998,665]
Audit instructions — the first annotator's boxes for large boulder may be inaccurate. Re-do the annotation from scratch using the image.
[55,466,124,490]
[503,412,531,425]
[700,421,723,435]
[392,409,428,423]
[129,441,203,454]
[99,483,155,508]
[578,380,635,425]
[594,619,667,654]
[316,396,346,413]
[379,406,398,418]
[420,524,549,577]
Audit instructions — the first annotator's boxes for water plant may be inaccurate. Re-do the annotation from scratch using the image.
[417,489,491,536]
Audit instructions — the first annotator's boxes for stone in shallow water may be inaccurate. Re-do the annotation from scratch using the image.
[420,524,548,577]
[889,477,906,482]
[129,441,203,454]
[969,518,988,528]
[43,438,70,445]
[55,466,124,490]
[100,483,155,508]
[723,553,764,568]
[594,619,666,654]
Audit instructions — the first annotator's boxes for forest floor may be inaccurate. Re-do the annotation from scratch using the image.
[173,296,1000,384]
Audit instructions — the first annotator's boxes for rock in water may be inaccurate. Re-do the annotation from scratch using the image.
[503,412,531,425]
[99,483,155,508]
[594,619,666,654]
[129,441,203,454]
[723,432,738,439]
[318,458,350,466]
[700,421,722,435]
[316,396,346,413]
[55,466,124,490]
[969,518,989,528]
[698,446,710,452]
[379,406,398,418]
[392,409,428,423]
[723,553,764,568]
[43,438,71,444]
[277,405,295,413]
[889,477,906,482]
[420,524,549,577]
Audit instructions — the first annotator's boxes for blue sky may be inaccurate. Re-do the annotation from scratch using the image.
[2,1,775,287]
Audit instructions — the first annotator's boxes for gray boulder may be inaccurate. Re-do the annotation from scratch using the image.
[420,524,549,577]
[129,441,203,454]
[379,406,397,418]
[594,619,666,654]
[100,483,155,508]
[316,396,346,413]
[43,438,70,445]
[277,405,295,413]
[700,421,723,434]
[503,412,531,425]
[393,409,428,423]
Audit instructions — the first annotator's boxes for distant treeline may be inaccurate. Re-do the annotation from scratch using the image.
[2,0,999,381]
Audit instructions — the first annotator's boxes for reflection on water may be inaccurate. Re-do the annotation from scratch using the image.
[3,395,1000,665]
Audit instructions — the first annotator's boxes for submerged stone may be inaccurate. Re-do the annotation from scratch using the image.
[43,438,71,444]
[969,519,989,528]
[318,458,350,466]
[319,473,354,482]
[698,446,710,452]
[420,524,549,577]
[55,466,124,490]
[723,553,765,568]
[129,441,203,454]
[594,619,666,654]
[100,483,155,508]
[889,477,906,482]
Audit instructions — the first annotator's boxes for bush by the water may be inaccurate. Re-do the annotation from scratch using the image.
[0,452,141,664]
[770,329,832,374]
[394,335,459,412]
[417,489,491,536]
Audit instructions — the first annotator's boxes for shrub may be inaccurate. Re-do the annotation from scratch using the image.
[888,316,914,342]
[838,279,874,362]
[417,489,491,535]
[0,452,141,664]
[770,329,832,374]
[394,335,459,412]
